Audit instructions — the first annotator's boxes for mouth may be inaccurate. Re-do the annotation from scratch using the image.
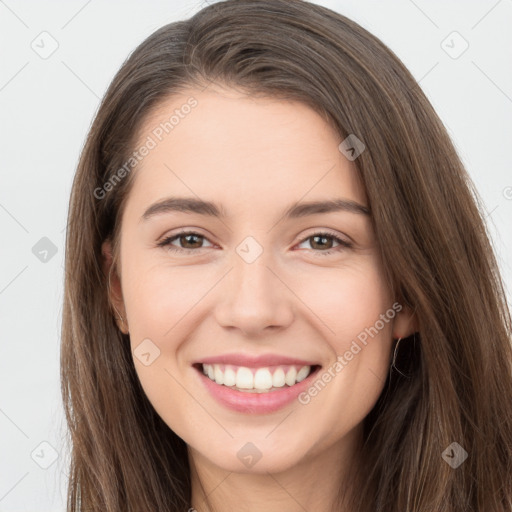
[193,363,321,393]
[192,360,322,414]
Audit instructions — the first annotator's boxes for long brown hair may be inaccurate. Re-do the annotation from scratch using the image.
[61,1,512,510]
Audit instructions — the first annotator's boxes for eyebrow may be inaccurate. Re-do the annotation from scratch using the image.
[140,196,370,222]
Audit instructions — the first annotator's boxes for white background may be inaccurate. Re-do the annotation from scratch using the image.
[1,0,511,510]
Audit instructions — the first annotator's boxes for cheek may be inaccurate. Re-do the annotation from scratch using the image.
[123,258,209,341]
[288,259,392,345]
[121,260,200,431]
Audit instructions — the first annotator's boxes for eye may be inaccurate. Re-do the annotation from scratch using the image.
[295,231,352,256]
[157,231,214,253]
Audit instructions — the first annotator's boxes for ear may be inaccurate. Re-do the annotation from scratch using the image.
[392,304,418,340]
[101,239,129,334]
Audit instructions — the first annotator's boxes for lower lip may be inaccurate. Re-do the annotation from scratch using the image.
[196,366,321,414]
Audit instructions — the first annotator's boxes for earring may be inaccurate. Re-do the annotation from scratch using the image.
[391,337,408,378]
[112,304,127,333]
[391,337,401,367]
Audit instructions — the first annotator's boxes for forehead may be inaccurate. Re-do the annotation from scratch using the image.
[127,85,366,217]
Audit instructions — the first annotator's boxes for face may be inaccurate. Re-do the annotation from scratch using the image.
[103,84,415,475]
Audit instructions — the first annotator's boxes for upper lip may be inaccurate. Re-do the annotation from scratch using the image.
[195,353,320,368]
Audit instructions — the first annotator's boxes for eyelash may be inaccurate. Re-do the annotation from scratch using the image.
[156,230,353,256]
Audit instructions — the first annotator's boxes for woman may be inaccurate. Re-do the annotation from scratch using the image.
[61,0,512,510]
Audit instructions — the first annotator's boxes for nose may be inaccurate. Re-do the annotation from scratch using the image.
[214,250,294,337]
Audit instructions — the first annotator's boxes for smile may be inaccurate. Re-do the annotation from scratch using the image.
[193,355,322,414]
[201,363,313,392]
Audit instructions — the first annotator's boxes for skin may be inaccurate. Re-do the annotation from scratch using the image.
[103,84,416,512]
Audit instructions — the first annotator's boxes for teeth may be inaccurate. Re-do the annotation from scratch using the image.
[254,368,273,390]
[296,366,310,382]
[272,368,286,388]
[285,367,297,386]
[201,363,313,391]
[236,367,254,389]
[214,365,224,385]
[223,366,236,387]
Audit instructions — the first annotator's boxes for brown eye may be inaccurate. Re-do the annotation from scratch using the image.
[178,233,204,249]
[309,234,335,250]
[296,231,352,255]
[157,231,214,253]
